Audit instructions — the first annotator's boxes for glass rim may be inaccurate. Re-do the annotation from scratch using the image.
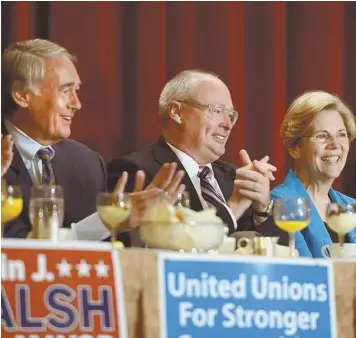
[96,191,132,206]
[274,197,310,206]
[327,202,356,206]
[31,185,62,190]
[140,220,227,227]
[30,196,64,200]
[4,184,22,196]
[97,191,131,198]
[274,197,309,201]
[6,185,22,190]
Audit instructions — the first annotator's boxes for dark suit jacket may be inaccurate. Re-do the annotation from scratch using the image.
[107,136,288,246]
[3,125,107,238]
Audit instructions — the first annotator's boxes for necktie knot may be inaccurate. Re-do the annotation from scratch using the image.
[198,166,211,181]
[37,148,53,162]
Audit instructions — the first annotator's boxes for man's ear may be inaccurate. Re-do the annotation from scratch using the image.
[167,101,183,124]
[11,90,30,108]
[287,144,300,160]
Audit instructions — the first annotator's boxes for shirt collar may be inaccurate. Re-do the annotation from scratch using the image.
[166,142,213,178]
[4,120,55,162]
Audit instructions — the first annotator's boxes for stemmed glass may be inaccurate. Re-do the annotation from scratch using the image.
[164,191,190,208]
[96,192,132,244]
[326,203,356,257]
[29,185,64,239]
[1,185,23,225]
[273,198,310,257]
[1,179,8,207]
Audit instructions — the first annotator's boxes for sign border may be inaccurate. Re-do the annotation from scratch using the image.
[113,249,128,338]
[158,252,337,338]
[1,239,128,338]
[1,238,113,251]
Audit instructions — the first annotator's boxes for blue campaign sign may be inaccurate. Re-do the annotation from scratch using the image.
[158,254,336,338]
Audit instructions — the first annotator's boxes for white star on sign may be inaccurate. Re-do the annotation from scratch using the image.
[94,260,110,278]
[75,259,92,278]
[56,259,73,277]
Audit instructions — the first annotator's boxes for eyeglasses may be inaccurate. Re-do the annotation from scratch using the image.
[301,131,350,143]
[178,100,239,125]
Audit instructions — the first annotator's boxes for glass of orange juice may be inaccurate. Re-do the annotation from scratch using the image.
[273,198,310,257]
[1,179,8,207]
[1,185,23,225]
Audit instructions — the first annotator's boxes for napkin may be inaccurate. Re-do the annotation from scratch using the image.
[71,212,110,241]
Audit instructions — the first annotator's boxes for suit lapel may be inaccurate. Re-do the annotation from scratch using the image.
[212,162,235,200]
[3,121,32,205]
[51,142,83,193]
[52,143,70,187]
[284,170,332,251]
[51,142,86,228]
[152,136,204,211]
[5,144,33,207]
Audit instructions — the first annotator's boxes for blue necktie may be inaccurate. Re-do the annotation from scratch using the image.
[37,148,56,185]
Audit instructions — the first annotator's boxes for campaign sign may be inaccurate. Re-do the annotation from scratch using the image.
[1,240,127,338]
[158,253,336,338]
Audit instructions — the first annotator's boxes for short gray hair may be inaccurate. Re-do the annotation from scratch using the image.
[2,38,76,95]
[158,69,219,123]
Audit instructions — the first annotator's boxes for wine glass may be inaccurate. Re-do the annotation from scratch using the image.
[29,185,65,239]
[1,185,23,224]
[164,191,190,208]
[1,179,8,207]
[326,203,356,257]
[96,192,132,244]
[273,198,310,257]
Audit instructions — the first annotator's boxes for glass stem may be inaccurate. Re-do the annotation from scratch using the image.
[289,232,295,258]
[111,226,117,243]
[338,233,345,258]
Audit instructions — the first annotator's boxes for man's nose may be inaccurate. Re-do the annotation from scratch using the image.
[220,115,233,131]
[69,92,82,111]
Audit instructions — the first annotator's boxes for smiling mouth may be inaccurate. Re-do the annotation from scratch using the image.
[61,116,73,122]
[321,156,340,163]
[212,134,227,142]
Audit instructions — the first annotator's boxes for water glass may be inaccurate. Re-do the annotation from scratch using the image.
[29,185,65,240]
[164,191,190,208]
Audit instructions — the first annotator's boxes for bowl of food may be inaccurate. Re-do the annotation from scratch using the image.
[140,220,228,252]
[140,200,228,252]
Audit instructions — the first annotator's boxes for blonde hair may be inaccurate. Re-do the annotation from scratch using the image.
[2,38,76,95]
[158,69,219,123]
[281,90,356,148]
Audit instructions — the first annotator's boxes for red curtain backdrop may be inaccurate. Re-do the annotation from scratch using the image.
[2,1,356,196]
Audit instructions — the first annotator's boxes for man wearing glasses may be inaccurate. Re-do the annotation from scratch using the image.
[108,70,285,244]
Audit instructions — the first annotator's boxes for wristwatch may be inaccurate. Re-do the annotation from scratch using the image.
[253,199,274,217]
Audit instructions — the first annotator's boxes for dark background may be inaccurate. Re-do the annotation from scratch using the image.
[2,1,356,195]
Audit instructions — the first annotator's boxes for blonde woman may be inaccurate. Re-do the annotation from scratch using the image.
[271,90,356,258]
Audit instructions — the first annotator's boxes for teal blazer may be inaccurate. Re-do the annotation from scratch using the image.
[271,170,356,258]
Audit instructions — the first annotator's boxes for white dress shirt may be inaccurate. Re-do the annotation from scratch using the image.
[167,142,237,229]
[5,120,55,185]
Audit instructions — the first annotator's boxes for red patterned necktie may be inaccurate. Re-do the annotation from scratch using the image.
[37,148,56,185]
[198,166,235,233]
